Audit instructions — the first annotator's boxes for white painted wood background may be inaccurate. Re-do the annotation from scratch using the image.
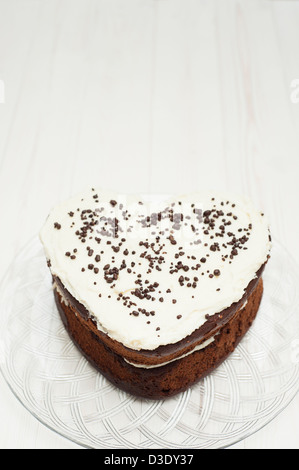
[0,0,298,449]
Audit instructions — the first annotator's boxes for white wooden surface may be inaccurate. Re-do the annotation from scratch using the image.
[0,0,298,449]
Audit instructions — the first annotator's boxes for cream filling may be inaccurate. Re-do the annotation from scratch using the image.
[53,281,70,306]
[124,336,216,369]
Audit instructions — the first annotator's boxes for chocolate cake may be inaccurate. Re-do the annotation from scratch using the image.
[40,189,271,399]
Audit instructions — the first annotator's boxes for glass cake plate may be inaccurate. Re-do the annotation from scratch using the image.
[0,236,298,449]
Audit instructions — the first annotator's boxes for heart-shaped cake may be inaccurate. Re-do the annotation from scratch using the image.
[40,188,271,399]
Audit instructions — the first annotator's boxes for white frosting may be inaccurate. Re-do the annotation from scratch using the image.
[40,188,271,351]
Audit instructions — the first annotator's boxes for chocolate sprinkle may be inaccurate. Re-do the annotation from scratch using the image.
[48,190,262,333]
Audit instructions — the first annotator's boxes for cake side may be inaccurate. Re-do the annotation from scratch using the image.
[55,276,264,399]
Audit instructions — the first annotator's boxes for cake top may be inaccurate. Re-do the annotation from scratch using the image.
[40,188,271,350]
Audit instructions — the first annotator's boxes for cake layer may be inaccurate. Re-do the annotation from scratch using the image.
[55,277,264,399]
[40,188,271,351]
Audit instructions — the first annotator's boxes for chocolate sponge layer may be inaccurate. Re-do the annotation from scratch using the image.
[54,277,263,399]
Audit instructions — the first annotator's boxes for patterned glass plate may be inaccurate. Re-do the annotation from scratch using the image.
[0,236,298,449]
